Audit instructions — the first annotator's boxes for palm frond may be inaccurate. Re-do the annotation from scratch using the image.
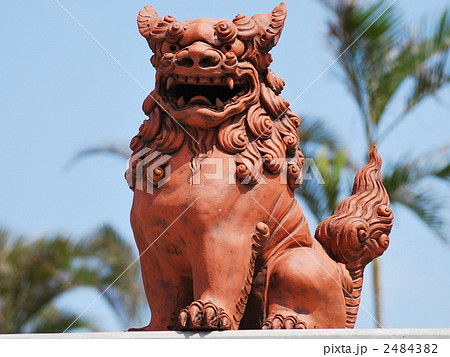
[296,116,356,221]
[29,305,94,333]
[298,116,342,153]
[76,225,144,327]
[382,146,450,190]
[0,228,144,333]
[64,145,131,171]
[392,185,448,242]
[323,1,402,122]
[404,10,450,114]
[436,162,450,181]
[4,237,71,331]
[320,0,450,141]
[383,147,450,242]
[0,229,7,250]
[297,147,350,221]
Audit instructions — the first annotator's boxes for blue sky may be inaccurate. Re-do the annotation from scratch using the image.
[1,0,449,331]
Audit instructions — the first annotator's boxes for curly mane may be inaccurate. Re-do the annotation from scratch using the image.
[128,70,304,190]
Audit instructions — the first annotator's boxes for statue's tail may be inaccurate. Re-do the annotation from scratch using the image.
[315,146,393,328]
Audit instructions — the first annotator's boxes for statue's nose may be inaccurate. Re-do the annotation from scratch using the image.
[175,42,221,69]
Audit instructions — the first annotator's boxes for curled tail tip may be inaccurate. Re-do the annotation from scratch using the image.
[351,145,385,196]
[369,145,380,161]
[315,149,393,269]
[368,145,381,167]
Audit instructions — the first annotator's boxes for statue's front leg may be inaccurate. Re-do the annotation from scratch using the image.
[171,227,262,330]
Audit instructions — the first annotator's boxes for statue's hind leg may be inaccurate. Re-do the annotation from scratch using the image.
[263,245,351,329]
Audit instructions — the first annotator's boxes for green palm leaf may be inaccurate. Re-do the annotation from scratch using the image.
[383,146,450,242]
[75,225,145,327]
[321,0,450,143]
[298,116,342,153]
[29,306,93,333]
[0,227,144,333]
[296,116,354,221]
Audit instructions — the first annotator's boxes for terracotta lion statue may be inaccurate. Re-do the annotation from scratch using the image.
[125,3,393,331]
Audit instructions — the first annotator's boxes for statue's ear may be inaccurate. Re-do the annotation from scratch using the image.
[251,2,287,51]
[137,5,178,51]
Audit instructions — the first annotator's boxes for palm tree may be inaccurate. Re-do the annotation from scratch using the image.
[76,225,145,328]
[0,225,144,333]
[297,116,354,223]
[315,0,450,326]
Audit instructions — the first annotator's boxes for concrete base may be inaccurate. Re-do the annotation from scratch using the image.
[1,329,449,339]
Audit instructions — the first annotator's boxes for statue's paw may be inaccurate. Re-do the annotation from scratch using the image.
[171,300,232,330]
[263,314,308,329]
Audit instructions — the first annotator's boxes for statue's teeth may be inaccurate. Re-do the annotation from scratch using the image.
[177,96,185,106]
[166,76,175,91]
[215,98,224,108]
[225,77,234,90]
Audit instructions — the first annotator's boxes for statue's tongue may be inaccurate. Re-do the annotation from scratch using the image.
[188,95,212,105]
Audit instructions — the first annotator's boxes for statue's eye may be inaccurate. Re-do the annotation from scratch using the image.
[161,42,179,54]
[220,40,244,57]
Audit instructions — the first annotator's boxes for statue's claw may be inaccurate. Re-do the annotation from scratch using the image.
[262,314,307,330]
[170,300,232,330]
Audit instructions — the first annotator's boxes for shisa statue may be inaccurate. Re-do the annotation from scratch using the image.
[126,3,393,331]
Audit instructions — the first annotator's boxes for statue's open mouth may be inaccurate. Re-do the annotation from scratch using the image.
[161,75,250,111]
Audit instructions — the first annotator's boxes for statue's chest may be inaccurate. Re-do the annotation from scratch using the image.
[130,146,250,223]
[129,144,305,258]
